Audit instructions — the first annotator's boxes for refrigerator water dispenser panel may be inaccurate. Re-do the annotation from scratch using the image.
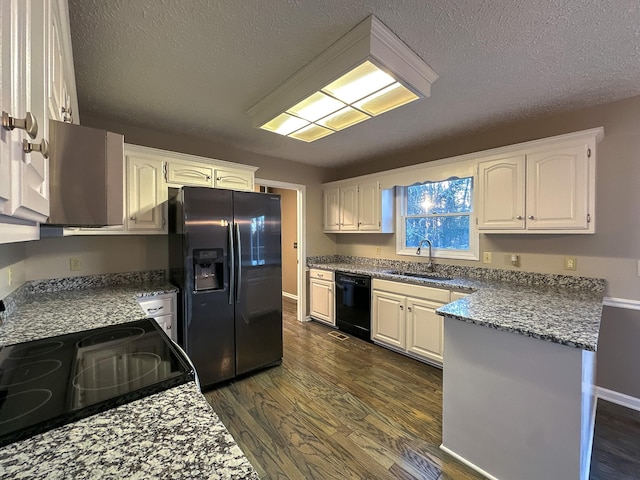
[193,248,224,291]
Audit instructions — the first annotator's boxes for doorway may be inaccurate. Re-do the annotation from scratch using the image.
[255,178,306,323]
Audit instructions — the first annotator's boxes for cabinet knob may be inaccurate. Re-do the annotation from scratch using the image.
[22,138,49,159]
[407,307,412,312]
[2,111,38,138]
[130,216,136,221]
[399,305,404,310]
[528,215,534,220]
[216,177,221,181]
[516,215,523,220]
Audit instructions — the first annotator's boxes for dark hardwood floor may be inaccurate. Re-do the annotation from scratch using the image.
[205,298,640,479]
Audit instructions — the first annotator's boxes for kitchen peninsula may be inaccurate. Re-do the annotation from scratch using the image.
[308,255,604,480]
[0,271,259,479]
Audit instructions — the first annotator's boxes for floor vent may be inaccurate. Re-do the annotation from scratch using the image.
[328,330,349,341]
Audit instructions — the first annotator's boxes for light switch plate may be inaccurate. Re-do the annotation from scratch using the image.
[483,252,492,264]
[564,256,577,271]
[70,257,82,271]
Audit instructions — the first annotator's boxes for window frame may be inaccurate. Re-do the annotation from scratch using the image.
[395,176,479,261]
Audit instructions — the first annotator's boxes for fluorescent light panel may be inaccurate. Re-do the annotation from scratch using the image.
[260,61,421,141]
[248,15,439,142]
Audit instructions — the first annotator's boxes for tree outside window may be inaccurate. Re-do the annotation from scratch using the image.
[403,177,473,251]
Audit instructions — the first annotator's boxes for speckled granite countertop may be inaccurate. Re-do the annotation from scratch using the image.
[0,382,259,479]
[308,257,604,352]
[0,271,260,479]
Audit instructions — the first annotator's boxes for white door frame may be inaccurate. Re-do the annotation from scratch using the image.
[255,177,307,323]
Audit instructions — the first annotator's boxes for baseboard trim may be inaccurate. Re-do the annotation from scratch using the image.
[595,387,640,412]
[282,292,298,301]
[440,444,500,480]
[603,297,640,310]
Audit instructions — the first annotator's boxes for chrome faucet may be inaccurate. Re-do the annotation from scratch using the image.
[416,238,435,272]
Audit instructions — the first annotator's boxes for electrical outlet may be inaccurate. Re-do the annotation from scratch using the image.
[564,256,577,271]
[69,257,82,272]
[482,252,492,264]
[375,247,381,255]
[510,254,520,267]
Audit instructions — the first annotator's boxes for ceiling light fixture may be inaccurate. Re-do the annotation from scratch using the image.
[247,15,438,143]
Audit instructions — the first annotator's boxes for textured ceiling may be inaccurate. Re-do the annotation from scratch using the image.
[68,0,640,168]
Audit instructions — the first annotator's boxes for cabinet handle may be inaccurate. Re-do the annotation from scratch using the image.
[516,215,523,220]
[147,306,164,313]
[317,273,323,278]
[22,138,49,159]
[528,215,534,220]
[2,111,38,138]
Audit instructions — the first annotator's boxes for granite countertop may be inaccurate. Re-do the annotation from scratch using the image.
[0,271,260,479]
[0,382,259,479]
[308,258,604,351]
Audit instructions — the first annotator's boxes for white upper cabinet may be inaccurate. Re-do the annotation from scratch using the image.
[125,153,167,233]
[1,0,77,244]
[323,187,340,231]
[166,162,214,187]
[477,129,601,234]
[323,180,393,233]
[214,167,254,191]
[339,184,359,231]
[477,154,526,230]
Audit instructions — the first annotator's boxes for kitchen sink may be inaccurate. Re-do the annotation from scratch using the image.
[383,270,453,281]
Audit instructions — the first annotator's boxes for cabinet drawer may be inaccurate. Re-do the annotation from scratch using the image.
[372,278,450,303]
[309,269,334,281]
[138,295,174,316]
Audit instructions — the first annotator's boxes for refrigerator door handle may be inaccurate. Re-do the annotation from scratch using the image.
[235,222,242,303]
[228,222,235,305]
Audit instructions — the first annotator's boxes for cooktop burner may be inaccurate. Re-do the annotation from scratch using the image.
[0,319,194,447]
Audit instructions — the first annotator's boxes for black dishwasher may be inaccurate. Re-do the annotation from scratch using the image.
[335,272,371,341]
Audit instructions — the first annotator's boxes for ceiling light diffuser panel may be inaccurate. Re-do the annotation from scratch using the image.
[247,15,438,142]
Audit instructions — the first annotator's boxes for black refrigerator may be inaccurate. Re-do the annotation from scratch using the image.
[168,187,283,389]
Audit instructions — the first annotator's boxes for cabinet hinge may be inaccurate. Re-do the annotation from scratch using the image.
[163,162,168,181]
[476,165,479,175]
[378,221,381,227]
[587,213,591,223]
[587,148,591,158]
[475,217,478,225]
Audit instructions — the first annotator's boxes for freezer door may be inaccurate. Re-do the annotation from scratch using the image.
[182,187,235,387]
[233,191,283,375]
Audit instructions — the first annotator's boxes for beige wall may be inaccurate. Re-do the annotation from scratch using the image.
[272,188,298,296]
[329,95,640,299]
[23,235,168,280]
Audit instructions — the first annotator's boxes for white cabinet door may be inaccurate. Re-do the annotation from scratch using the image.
[214,167,253,191]
[526,144,590,230]
[372,290,405,349]
[166,161,214,187]
[477,154,525,230]
[126,155,167,232]
[358,180,380,231]
[0,0,49,223]
[323,187,340,232]
[309,279,334,325]
[339,184,358,231]
[406,297,444,364]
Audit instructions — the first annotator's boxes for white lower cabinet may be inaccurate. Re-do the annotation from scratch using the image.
[137,292,177,342]
[372,279,450,366]
[309,269,335,325]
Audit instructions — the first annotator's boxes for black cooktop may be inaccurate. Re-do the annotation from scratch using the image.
[0,319,194,447]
